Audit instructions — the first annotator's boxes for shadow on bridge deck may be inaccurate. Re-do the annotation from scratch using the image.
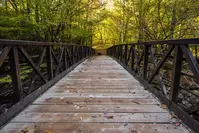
[1,56,191,133]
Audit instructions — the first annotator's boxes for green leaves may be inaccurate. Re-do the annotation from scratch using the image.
[0,0,104,44]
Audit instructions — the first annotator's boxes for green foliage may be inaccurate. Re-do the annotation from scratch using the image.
[93,0,199,48]
[1,0,199,49]
[0,0,106,45]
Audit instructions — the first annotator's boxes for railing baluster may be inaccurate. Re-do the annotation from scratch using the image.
[117,46,120,59]
[71,45,74,64]
[131,45,134,71]
[170,45,183,102]
[143,45,149,79]
[120,45,123,61]
[9,46,22,101]
[63,48,67,70]
[124,45,128,65]
[46,46,54,80]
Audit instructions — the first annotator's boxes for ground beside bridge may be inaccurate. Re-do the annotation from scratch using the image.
[1,56,190,133]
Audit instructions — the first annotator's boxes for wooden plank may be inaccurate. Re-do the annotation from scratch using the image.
[1,123,189,133]
[50,85,144,89]
[54,83,143,87]
[24,104,167,113]
[67,75,132,79]
[58,79,139,84]
[40,93,153,99]
[11,112,177,123]
[45,88,149,93]
[33,98,158,105]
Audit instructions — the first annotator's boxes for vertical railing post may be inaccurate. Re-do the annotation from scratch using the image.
[76,46,78,62]
[46,46,53,80]
[87,47,89,57]
[88,47,90,56]
[111,46,112,57]
[82,46,85,58]
[120,45,123,61]
[113,46,116,57]
[170,45,183,102]
[76,46,79,62]
[71,45,74,64]
[195,45,198,59]
[84,47,87,58]
[89,46,91,56]
[85,47,87,57]
[131,45,135,71]
[118,46,120,60]
[117,46,119,59]
[63,47,67,70]
[9,46,22,102]
[124,45,128,65]
[143,45,149,79]
[80,46,82,60]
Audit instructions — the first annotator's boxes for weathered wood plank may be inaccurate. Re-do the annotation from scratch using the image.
[33,97,158,105]
[2,123,188,133]
[51,85,143,89]
[25,105,166,113]
[11,112,177,123]
[40,93,153,99]
[46,88,148,93]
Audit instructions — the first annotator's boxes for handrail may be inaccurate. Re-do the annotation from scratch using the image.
[0,39,95,127]
[107,38,199,48]
[107,39,199,133]
[0,39,85,46]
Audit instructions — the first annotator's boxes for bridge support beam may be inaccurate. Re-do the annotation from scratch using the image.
[170,45,183,102]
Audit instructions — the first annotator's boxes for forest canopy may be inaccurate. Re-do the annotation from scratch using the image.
[1,0,199,49]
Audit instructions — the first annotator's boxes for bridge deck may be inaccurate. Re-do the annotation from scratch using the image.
[1,56,190,133]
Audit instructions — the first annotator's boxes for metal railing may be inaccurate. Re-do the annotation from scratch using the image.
[107,38,199,133]
[0,39,95,127]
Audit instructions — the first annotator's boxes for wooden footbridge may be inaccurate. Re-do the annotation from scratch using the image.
[0,39,199,133]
